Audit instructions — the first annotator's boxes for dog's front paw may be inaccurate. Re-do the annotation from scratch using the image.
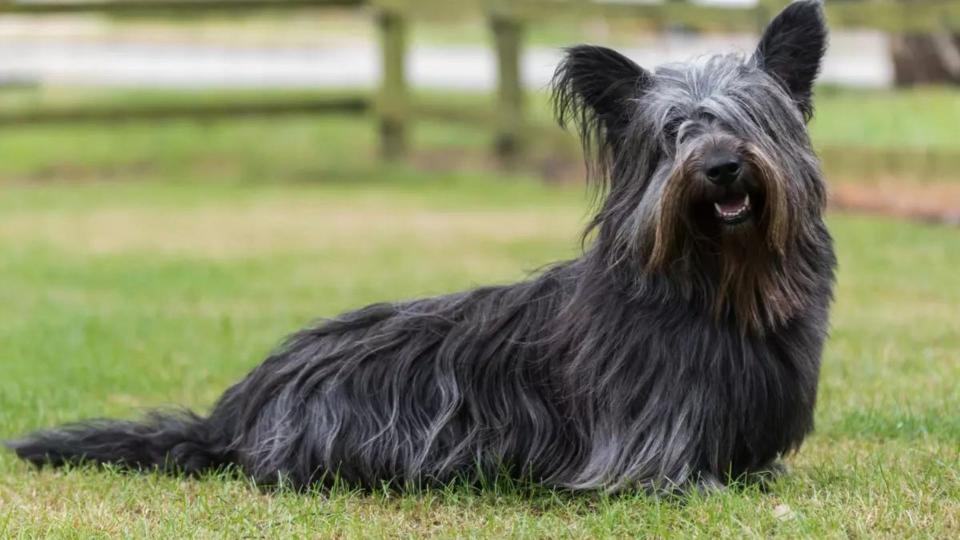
[746,461,788,490]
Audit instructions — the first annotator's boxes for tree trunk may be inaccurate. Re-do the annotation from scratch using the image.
[890,32,960,86]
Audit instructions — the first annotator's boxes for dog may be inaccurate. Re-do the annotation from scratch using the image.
[8,0,835,493]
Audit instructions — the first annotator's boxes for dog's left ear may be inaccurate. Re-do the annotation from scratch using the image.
[754,0,828,120]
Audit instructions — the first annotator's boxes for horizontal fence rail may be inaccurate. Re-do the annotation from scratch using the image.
[0,96,369,126]
[0,0,363,14]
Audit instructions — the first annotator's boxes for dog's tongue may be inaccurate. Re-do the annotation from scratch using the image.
[716,194,749,213]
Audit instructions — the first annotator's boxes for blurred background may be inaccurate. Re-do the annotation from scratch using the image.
[0,0,958,217]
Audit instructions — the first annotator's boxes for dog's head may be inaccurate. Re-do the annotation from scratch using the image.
[553,0,831,331]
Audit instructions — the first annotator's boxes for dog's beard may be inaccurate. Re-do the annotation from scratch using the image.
[644,143,803,333]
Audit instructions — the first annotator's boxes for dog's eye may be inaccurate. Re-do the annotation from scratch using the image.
[664,119,683,143]
[699,111,718,123]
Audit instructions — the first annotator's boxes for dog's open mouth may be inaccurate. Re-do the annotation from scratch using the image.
[713,193,752,225]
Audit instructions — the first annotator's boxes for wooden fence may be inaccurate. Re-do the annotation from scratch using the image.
[1,0,960,162]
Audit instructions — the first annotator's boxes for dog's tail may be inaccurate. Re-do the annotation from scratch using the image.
[5,411,231,475]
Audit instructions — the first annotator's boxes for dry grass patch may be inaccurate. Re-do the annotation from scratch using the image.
[0,202,584,259]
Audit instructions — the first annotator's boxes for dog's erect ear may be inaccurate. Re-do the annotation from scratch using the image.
[754,0,827,120]
[552,45,652,138]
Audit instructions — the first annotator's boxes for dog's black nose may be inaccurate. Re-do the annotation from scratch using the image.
[704,154,742,185]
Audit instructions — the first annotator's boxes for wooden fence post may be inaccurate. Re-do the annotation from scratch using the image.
[491,13,524,166]
[378,8,408,161]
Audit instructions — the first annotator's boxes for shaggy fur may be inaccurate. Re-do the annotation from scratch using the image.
[7,1,835,493]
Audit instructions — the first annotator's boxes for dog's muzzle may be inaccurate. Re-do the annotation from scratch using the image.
[698,143,759,227]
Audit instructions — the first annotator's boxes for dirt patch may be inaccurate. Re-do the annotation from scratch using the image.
[411,148,960,226]
[0,203,583,258]
[830,180,960,226]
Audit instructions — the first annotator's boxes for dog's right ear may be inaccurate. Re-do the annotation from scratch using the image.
[552,45,652,139]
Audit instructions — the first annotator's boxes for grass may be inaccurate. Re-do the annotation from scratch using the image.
[812,87,960,153]
[2,85,960,183]
[0,103,957,537]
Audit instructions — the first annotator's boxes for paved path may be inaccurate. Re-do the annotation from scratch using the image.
[0,31,891,90]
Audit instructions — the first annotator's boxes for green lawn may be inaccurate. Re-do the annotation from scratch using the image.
[2,85,960,183]
[0,110,958,537]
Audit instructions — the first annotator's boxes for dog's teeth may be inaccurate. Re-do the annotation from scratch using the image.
[714,195,751,220]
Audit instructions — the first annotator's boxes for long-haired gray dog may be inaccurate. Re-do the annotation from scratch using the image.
[9,1,835,493]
